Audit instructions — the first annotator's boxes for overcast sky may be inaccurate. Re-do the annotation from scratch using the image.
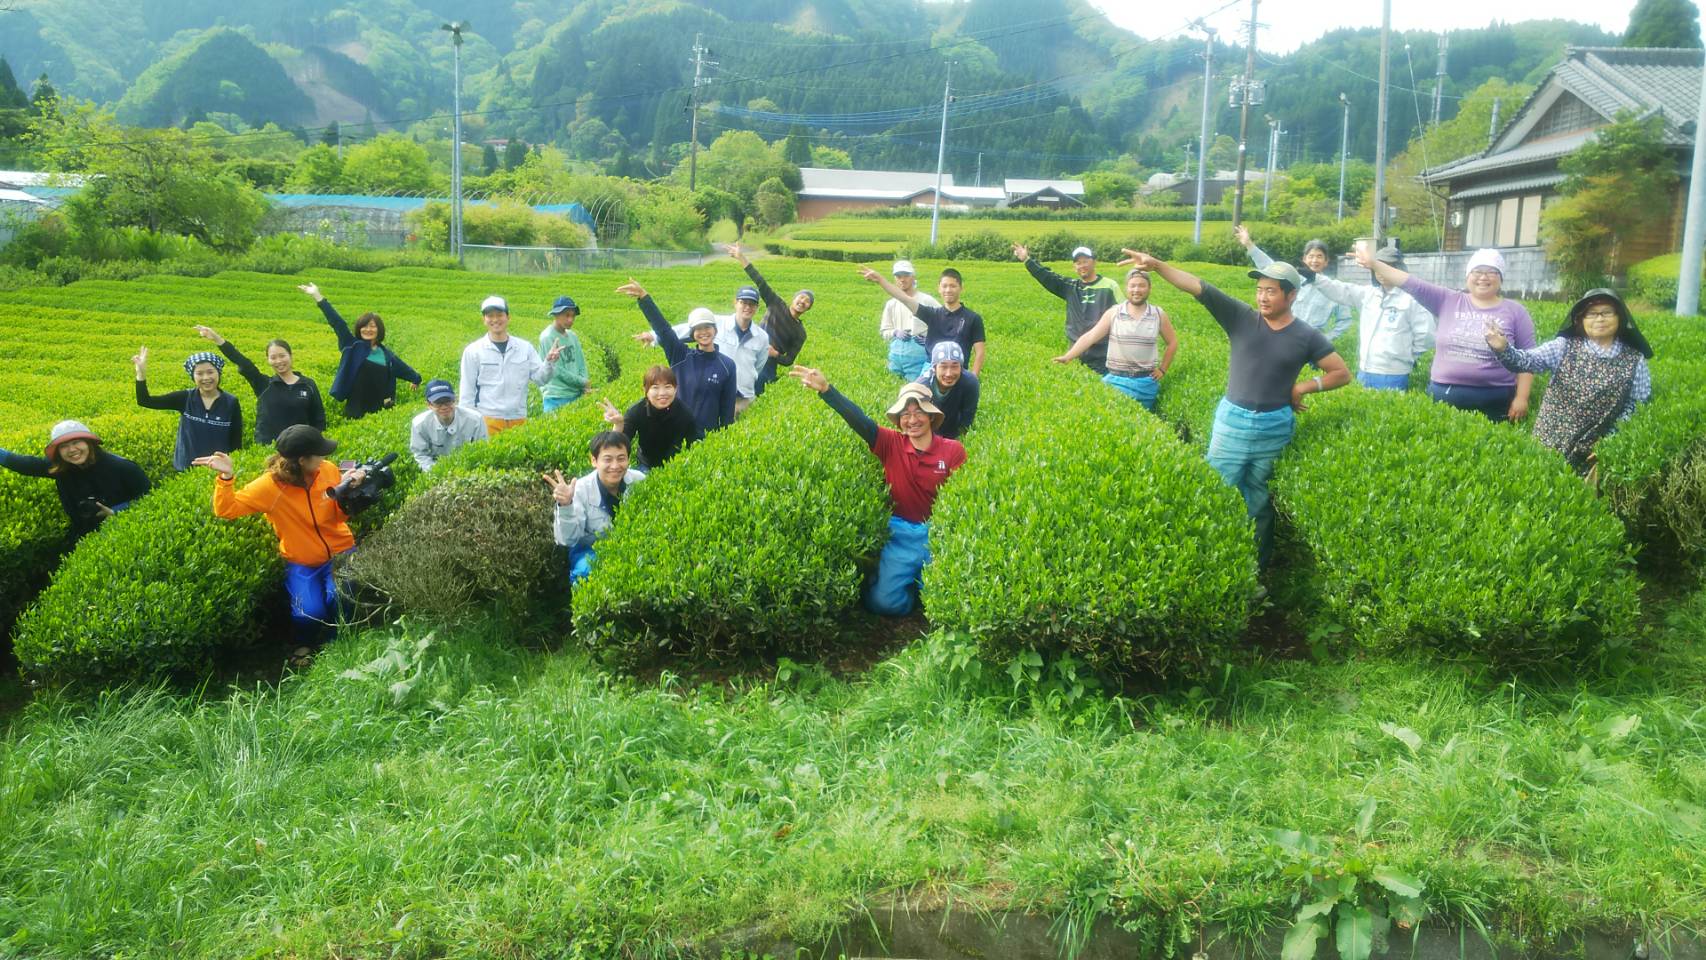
[1087,0,1640,55]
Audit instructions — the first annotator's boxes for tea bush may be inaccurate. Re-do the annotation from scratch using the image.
[1271,389,1640,666]
[926,341,1258,678]
[343,470,561,619]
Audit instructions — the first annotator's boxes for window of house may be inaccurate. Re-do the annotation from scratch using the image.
[1496,196,1521,246]
[1465,202,1497,247]
[1515,193,1543,246]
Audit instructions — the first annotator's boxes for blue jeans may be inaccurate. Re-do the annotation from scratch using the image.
[1428,381,1515,421]
[1103,372,1160,410]
[868,516,931,616]
[1206,398,1296,567]
[542,394,580,414]
[887,339,929,380]
[568,544,596,584]
[285,559,342,647]
[1358,371,1411,391]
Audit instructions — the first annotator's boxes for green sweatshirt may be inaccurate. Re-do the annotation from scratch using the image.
[538,322,591,400]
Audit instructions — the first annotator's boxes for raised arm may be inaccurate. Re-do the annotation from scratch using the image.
[733,244,789,315]
[1054,305,1116,364]
[1236,225,1275,270]
[203,329,268,396]
[0,447,53,478]
[618,280,688,366]
[302,284,357,350]
[859,265,919,314]
[789,366,878,447]
[1119,250,1202,297]
[1015,243,1070,298]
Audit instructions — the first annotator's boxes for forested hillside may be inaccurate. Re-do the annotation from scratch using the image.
[1,0,1618,180]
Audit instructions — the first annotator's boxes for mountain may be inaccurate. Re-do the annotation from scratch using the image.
[0,0,1621,180]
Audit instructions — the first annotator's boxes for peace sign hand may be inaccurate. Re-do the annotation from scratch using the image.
[193,325,226,345]
[1118,249,1158,271]
[598,397,624,426]
[542,469,576,506]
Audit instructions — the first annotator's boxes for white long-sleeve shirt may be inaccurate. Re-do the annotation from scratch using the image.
[1310,273,1436,377]
[553,468,647,548]
[458,335,555,420]
[408,406,488,471]
[879,292,938,341]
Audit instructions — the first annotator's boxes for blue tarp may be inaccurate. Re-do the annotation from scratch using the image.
[16,187,592,227]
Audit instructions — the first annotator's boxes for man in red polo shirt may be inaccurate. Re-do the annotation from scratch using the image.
[790,367,966,616]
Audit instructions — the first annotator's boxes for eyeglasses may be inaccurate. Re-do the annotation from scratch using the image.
[1582,308,1619,320]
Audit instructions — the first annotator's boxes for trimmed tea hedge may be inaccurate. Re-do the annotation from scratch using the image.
[926,341,1258,677]
[569,333,894,666]
[1271,389,1640,666]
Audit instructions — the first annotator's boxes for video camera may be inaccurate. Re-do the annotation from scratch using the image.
[329,452,398,515]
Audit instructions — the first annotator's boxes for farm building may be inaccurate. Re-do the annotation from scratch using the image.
[794,169,1087,220]
[1422,46,1703,268]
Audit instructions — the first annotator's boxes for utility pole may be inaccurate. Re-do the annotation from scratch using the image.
[1263,117,1285,214]
[1231,0,1260,227]
[1676,60,1706,314]
[1432,34,1449,127]
[440,21,468,263]
[1337,93,1350,221]
[1488,97,1502,146]
[1193,21,1216,244]
[930,60,955,245]
[1372,0,1390,244]
[975,152,983,187]
[687,34,716,191]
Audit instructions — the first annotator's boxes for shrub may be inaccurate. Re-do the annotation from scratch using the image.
[926,342,1258,678]
[13,405,424,681]
[570,341,892,667]
[1626,253,1691,309]
[343,471,561,619]
[1271,389,1640,667]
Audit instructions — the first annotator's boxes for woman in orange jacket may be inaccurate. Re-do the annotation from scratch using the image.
[194,424,369,661]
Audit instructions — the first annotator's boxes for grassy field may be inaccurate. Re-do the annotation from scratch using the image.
[1,257,1704,957]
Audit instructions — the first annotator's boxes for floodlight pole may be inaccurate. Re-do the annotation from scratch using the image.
[1372,0,1391,244]
[1337,94,1349,221]
[930,60,954,246]
[440,21,468,263]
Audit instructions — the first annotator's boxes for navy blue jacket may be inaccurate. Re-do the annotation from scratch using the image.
[319,299,421,402]
[637,296,738,431]
[0,447,151,540]
[915,368,981,440]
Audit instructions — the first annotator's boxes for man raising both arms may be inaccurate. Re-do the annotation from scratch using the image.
[1122,249,1350,567]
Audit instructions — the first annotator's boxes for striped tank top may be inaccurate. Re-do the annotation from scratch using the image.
[1106,301,1161,375]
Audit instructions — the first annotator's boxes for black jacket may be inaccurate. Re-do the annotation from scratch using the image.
[218,340,327,444]
[0,447,152,540]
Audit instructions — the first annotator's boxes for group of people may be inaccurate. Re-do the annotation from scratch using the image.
[2,232,1657,663]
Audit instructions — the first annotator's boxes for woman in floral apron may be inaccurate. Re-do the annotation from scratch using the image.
[1483,288,1653,477]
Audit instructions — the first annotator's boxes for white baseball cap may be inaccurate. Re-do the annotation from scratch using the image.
[480,295,509,314]
[686,307,718,331]
[892,259,916,275]
[1071,246,1095,260]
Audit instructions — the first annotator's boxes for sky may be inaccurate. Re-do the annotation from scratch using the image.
[1088,0,1640,55]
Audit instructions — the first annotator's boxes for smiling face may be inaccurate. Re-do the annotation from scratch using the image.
[1072,255,1096,281]
[483,309,511,339]
[1254,279,1297,322]
[192,362,222,392]
[938,274,962,307]
[1580,300,1621,342]
[356,318,380,342]
[1467,267,1503,299]
[934,359,962,389]
[591,444,631,490]
[57,439,93,467]
[897,403,933,441]
[266,344,293,376]
[1302,248,1329,272]
[691,324,718,350]
[733,298,758,324]
[791,292,813,316]
[895,272,917,293]
[1125,272,1151,305]
[646,380,677,410]
[431,398,457,425]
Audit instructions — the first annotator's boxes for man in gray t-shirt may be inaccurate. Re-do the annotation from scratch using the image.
[1122,250,1351,567]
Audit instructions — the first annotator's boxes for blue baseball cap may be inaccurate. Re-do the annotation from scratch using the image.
[735,286,761,303]
[424,379,456,404]
[548,295,579,316]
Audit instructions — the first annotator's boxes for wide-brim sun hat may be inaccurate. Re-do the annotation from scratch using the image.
[44,419,101,459]
[885,382,944,429]
[1559,288,1653,359]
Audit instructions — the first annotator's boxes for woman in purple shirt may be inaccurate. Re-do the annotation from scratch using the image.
[1365,247,1536,423]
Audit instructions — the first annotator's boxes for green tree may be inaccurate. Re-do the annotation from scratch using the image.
[1541,112,1677,289]
[782,127,812,166]
[482,143,499,175]
[1624,0,1703,47]
[28,98,268,249]
[810,145,852,169]
[752,176,796,229]
[1379,77,1533,231]
[568,119,610,161]
[340,134,434,194]
[1081,170,1139,207]
[676,130,799,235]
[285,144,346,193]
[1207,134,1238,171]
[503,138,529,171]
[321,121,340,148]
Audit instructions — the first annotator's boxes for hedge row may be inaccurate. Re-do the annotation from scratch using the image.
[837,206,1238,222]
[569,333,893,666]
[925,340,1258,678]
